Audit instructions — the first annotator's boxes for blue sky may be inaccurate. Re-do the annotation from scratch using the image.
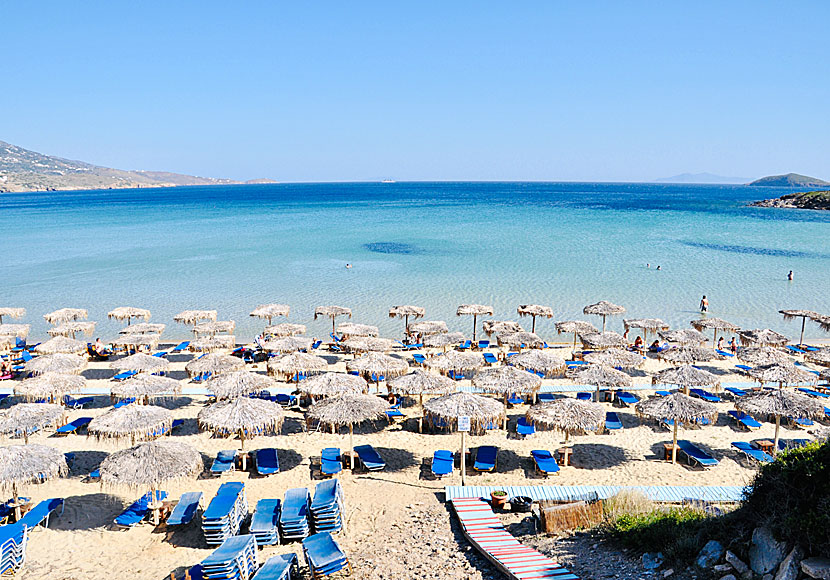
[3,1,829,182]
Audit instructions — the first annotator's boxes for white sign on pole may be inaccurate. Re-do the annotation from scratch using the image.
[458,416,471,432]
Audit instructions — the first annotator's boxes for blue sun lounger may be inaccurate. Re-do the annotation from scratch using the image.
[210,450,237,475]
[279,488,311,541]
[252,554,299,580]
[616,391,639,406]
[728,410,761,430]
[431,450,453,478]
[17,498,64,529]
[786,345,806,355]
[798,387,830,398]
[250,499,281,546]
[172,341,190,353]
[676,440,718,468]
[716,349,734,357]
[113,398,135,408]
[482,352,499,365]
[0,522,26,574]
[690,388,721,403]
[167,492,203,527]
[354,444,386,471]
[605,411,622,431]
[256,448,280,476]
[303,532,351,579]
[507,393,524,405]
[516,417,535,436]
[63,396,93,409]
[112,370,138,381]
[201,534,257,579]
[576,392,592,401]
[531,450,560,476]
[114,490,168,527]
[538,393,557,403]
[55,416,92,436]
[412,353,426,365]
[320,448,342,476]
[385,403,404,421]
[473,446,498,472]
[725,386,748,397]
[735,364,752,373]
[732,441,773,464]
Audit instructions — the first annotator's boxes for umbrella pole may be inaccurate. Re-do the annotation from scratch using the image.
[404,315,409,338]
[672,422,678,464]
[240,430,247,470]
[773,416,780,457]
[349,424,355,470]
[472,315,477,344]
[460,430,466,487]
[602,315,606,333]
[531,316,536,334]
[713,329,718,350]
[800,318,806,347]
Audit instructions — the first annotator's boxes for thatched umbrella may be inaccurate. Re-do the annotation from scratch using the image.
[314,306,352,335]
[346,352,408,390]
[748,362,816,387]
[111,374,182,403]
[15,373,86,403]
[193,320,235,336]
[188,336,235,352]
[779,309,822,346]
[812,314,830,333]
[119,322,165,335]
[0,335,15,351]
[806,347,830,366]
[624,318,669,342]
[423,392,505,485]
[0,403,65,443]
[422,332,466,351]
[737,347,790,366]
[691,317,741,349]
[342,337,395,353]
[110,353,170,374]
[267,352,328,381]
[198,397,284,467]
[407,320,450,336]
[308,393,388,469]
[263,336,313,353]
[583,301,625,332]
[659,328,708,346]
[497,331,544,351]
[113,333,161,352]
[299,372,369,399]
[517,304,554,334]
[338,322,379,338]
[23,353,86,375]
[456,304,494,343]
[264,323,307,337]
[556,320,598,355]
[98,440,202,524]
[568,363,632,402]
[185,353,245,378]
[0,444,68,513]
[658,346,721,364]
[739,328,789,347]
[204,370,278,400]
[389,305,425,336]
[472,366,542,405]
[425,351,484,375]
[584,348,644,369]
[510,350,567,378]
[0,308,26,324]
[821,367,830,382]
[88,405,172,446]
[34,336,86,355]
[636,393,717,464]
[174,310,217,326]
[483,320,523,336]
[43,308,87,325]
[388,369,455,406]
[579,331,627,350]
[107,307,151,326]
[652,365,720,394]
[250,304,290,324]
[526,399,605,443]
[737,390,824,456]
[0,324,30,339]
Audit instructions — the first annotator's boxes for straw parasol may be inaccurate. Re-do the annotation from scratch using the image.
[805,347,830,366]
[472,366,542,404]
[174,310,217,326]
[337,322,379,338]
[425,351,484,374]
[0,324,30,339]
[0,444,68,509]
[34,336,87,355]
[107,307,151,325]
[652,365,720,394]
[314,306,352,335]
[497,331,544,350]
[509,350,567,378]
[187,336,235,352]
[299,372,369,399]
[308,393,388,469]
[113,333,161,351]
[0,403,65,443]
[185,353,245,377]
[658,346,721,364]
[250,304,290,324]
[583,301,625,332]
[346,352,408,388]
[193,320,235,336]
[739,328,789,347]
[568,363,632,402]
[483,320,523,336]
[389,305,425,335]
[737,390,824,456]
[87,404,172,445]
[98,440,202,524]
[517,304,554,334]
[198,397,284,455]
[456,304,494,343]
[263,336,313,353]
[737,347,790,366]
[779,309,822,346]
[659,328,708,346]
[812,314,830,333]
[821,367,830,382]
[407,320,450,336]
[747,362,816,387]
[526,399,605,443]
[119,322,165,335]
[556,320,598,354]
[204,370,278,400]
[15,373,86,403]
[579,331,627,350]
[0,308,26,324]
[422,332,466,351]
[691,317,741,349]
[624,318,669,342]
[110,353,170,374]
[342,337,395,353]
[43,308,87,325]
[636,393,717,464]
[267,352,328,381]
[584,348,644,369]
[264,323,307,337]
[388,369,455,406]
[23,353,86,375]
[111,374,182,403]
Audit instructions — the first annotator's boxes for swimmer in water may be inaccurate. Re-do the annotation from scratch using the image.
[345,263,352,269]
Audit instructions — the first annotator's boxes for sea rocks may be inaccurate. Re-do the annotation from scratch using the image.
[642,552,664,570]
[774,546,803,580]
[802,557,830,579]
[696,540,724,569]
[725,550,751,579]
[718,575,737,580]
[749,527,788,575]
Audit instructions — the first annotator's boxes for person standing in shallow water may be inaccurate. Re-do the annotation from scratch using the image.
[787,270,794,281]
[699,295,709,312]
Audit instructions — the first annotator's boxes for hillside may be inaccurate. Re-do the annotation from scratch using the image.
[751,190,830,210]
[748,173,830,187]
[0,140,237,193]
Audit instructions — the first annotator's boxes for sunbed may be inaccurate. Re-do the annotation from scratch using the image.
[732,441,773,464]
[250,499,281,545]
[530,450,560,476]
[690,388,721,403]
[716,349,734,357]
[576,392,592,401]
[201,534,257,579]
[725,386,747,397]
[17,498,63,529]
[516,417,535,436]
[114,490,168,527]
[728,410,761,430]
[605,411,622,431]
[473,446,498,472]
[172,341,190,353]
[279,488,311,541]
[113,398,135,408]
[507,393,524,405]
[798,387,830,398]
[385,403,404,422]
[790,417,813,427]
[210,450,237,475]
[202,482,248,544]
[310,479,344,534]
[676,440,718,468]
[431,450,453,478]
[412,353,426,365]
[167,492,203,527]
[55,416,92,436]
[302,532,351,579]
[252,554,299,580]
[320,448,342,476]
[354,444,386,471]
[458,340,472,350]
[112,370,138,381]
[786,345,806,355]
[255,448,280,476]
[482,352,498,365]
[63,395,93,409]
[616,391,639,406]
[477,340,490,349]
[735,364,752,373]
[655,390,672,397]
[537,393,557,403]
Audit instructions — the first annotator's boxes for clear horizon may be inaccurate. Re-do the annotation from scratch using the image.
[4,1,829,182]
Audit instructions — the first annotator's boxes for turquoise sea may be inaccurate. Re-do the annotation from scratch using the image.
[5,182,830,342]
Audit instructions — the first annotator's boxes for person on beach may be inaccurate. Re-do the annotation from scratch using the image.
[633,336,644,352]
[729,337,737,353]
[717,336,724,351]
[648,340,661,353]
[94,338,111,355]
[699,295,709,312]
[788,270,794,281]
[255,333,267,351]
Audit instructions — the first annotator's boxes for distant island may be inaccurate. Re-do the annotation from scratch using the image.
[747,173,830,188]
[751,190,830,210]
[0,140,272,193]
[652,172,749,184]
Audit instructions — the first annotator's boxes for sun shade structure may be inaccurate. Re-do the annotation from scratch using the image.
[472,366,542,403]
[0,324,30,338]
[636,393,717,464]
[308,393,388,469]
[747,362,817,387]
[737,347,791,366]
[119,322,165,335]
[806,347,830,366]
[23,353,86,375]
[0,308,26,324]
[110,353,170,374]
[185,353,245,377]
[812,314,830,333]
[423,391,506,433]
[691,317,741,349]
[341,337,395,353]
[579,331,627,350]
[389,305,426,335]
[107,307,151,325]
[583,301,625,332]
[456,304,494,343]
[517,304,554,333]
[483,320,523,336]
[425,350,484,373]
[346,352,409,385]
[113,334,161,350]
[15,373,86,403]
[43,308,87,325]
[314,305,352,335]
[299,372,369,399]
[198,397,284,451]
[204,370,278,400]
[527,399,605,443]
[193,320,236,336]
[623,318,669,341]
[568,363,632,401]
[737,389,824,456]
[264,323,307,337]
[388,369,455,405]
[779,309,822,346]
[497,331,544,350]
[262,336,313,353]
[584,348,644,369]
[556,320,598,353]
[0,444,68,506]
[267,352,328,381]
[0,403,65,443]
[407,320,450,336]
[187,336,235,352]
[46,321,97,338]
[509,350,567,377]
[250,304,290,324]
[658,328,708,345]
[88,405,173,445]
[174,310,217,326]
[422,332,465,350]
[739,328,789,347]
[658,346,721,364]
[652,365,720,394]
[111,374,182,403]
[337,322,379,338]
[34,336,87,355]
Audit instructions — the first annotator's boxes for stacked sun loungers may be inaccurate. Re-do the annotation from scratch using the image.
[251,554,299,580]
[202,482,248,545]
[0,523,27,575]
[310,479,344,534]
[201,534,258,580]
[279,488,311,541]
[451,497,578,580]
[250,499,281,546]
[302,532,351,579]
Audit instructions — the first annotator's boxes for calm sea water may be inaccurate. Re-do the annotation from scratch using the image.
[5,182,830,342]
